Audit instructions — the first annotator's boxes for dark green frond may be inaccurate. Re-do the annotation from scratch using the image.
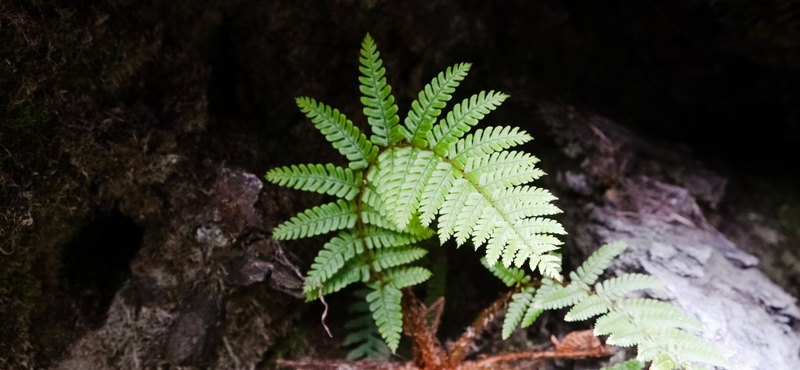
[402,63,471,146]
[304,258,368,301]
[272,200,357,240]
[429,90,508,153]
[385,266,432,289]
[305,231,363,287]
[266,163,361,200]
[296,97,377,169]
[372,247,428,272]
[481,258,531,287]
[367,284,403,353]
[359,34,401,146]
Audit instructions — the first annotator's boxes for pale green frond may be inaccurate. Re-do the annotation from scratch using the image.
[304,259,368,301]
[272,199,357,240]
[402,63,471,146]
[533,253,563,281]
[367,284,403,352]
[491,186,556,210]
[385,266,432,289]
[620,298,703,331]
[594,311,636,336]
[463,150,539,179]
[481,258,531,287]
[437,178,472,244]
[296,97,377,169]
[361,226,428,249]
[534,284,588,310]
[564,294,610,322]
[513,217,567,236]
[649,353,677,370]
[361,186,387,216]
[372,247,428,272]
[606,324,648,347]
[477,164,546,192]
[358,34,401,146]
[595,273,664,300]
[502,202,563,222]
[375,147,440,229]
[419,161,459,226]
[454,192,487,246]
[569,242,628,288]
[646,330,731,369]
[502,287,535,339]
[306,231,363,287]
[266,163,361,200]
[450,126,532,165]
[429,90,509,153]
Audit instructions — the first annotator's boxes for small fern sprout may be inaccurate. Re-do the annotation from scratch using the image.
[492,242,731,370]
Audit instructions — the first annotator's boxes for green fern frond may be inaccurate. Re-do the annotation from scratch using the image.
[385,266,432,289]
[418,161,459,226]
[306,231,363,287]
[564,294,610,322]
[619,299,703,331]
[520,304,543,328]
[534,283,588,310]
[600,359,644,370]
[503,287,535,339]
[402,63,471,146]
[481,258,531,287]
[375,147,441,229]
[359,34,402,146]
[367,284,403,353]
[429,90,508,153]
[304,259,368,301]
[595,273,664,300]
[272,199,357,240]
[343,289,391,361]
[463,150,539,179]
[361,226,428,249]
[569,242,628,289]
[449,126,532,165]
[265,163,361,200]
[296,97,378,169]
[372,247,428,272]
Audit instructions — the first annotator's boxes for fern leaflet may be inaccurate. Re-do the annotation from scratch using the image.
[359,34,402,146]
[266,163,361,200]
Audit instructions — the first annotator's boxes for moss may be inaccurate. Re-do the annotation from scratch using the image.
[0,238,42,368]
[1,102,50,135]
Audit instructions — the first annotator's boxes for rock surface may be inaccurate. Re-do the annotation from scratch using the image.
[541,104,800,369]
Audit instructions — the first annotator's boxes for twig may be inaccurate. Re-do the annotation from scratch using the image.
[447,290,514,366]
[457,345,612,370]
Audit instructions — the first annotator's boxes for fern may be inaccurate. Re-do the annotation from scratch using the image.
[266,163,361,200]
[343,289,391,361]
[493,242,729,370]
[367,283,404,352]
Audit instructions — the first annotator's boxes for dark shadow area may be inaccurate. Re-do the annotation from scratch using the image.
[60,209,143,328]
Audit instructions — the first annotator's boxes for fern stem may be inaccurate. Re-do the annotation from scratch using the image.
[447,289,515,366]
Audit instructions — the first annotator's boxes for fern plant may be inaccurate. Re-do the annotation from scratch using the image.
[490,242,730,370]
[266,34,727,370]
[266,33,563,353]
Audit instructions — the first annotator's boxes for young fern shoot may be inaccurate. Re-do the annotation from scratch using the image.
[265,33,565,353]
